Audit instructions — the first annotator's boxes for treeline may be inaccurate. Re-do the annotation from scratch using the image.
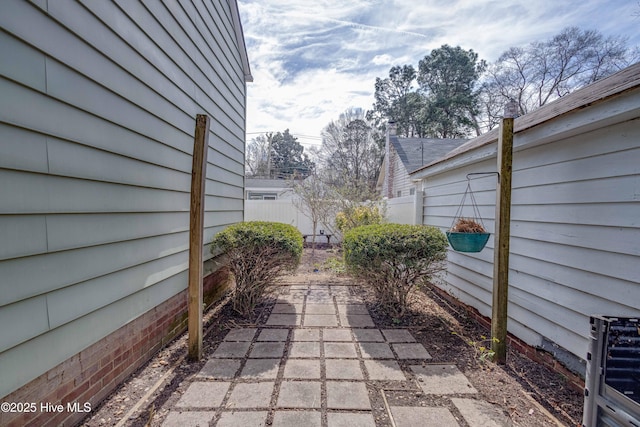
[246,27,638,189]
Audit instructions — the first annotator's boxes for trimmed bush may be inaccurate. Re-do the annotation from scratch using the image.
[343,224,448,318]
[212,221,303,315]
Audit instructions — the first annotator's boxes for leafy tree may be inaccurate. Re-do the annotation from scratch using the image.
[417,45,486,138]
[484,27,638,117]
[368,65,428,138]
[320,109,383,195]
[270,129,315,179]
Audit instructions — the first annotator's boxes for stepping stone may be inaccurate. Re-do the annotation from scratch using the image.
[289,341,321,358]
[305,304,336,314]
[257,329,289,341]
[364,360,406,381]
[276,296,305,304]
[410,365,478,394]
[307,296,334,304]
[175,381,230,407]
[224,328,257,341]
[451,398,510,427]
[358,342,394,359]
[240,359,280,379]
[293,328,320,341]
[392,343,432,360]
[381,329,417,343]
[249,342,286,358]
[352,329,384,342]
[290,290,309,297]
[326,381,371,410]
[339,314,375,327]
[162,411,214,427]
[304,314,338,327]
[212,342,251,358]
[272,304,303,314]
[216,411,268,427]
[272,411,321,427]
[226,382,274,408]
[335,296,363,304]
[323,328,352,342]
[390,406,459,427]
[337,304,369,315]
[326,412,376,427]
[266,314,301,326]
[277,381,321,408]
[325,359,364,380]
[325,342,358,358]
[197,359,241,379]
[283,359,321,379]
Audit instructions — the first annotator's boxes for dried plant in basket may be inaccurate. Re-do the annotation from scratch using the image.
[451,217,486,233]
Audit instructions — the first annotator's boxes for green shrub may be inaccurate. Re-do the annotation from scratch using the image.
[343,224,447,317]
[335,203,384,234]
[212,221,303,315]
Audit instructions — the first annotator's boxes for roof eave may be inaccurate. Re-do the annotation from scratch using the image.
[229,0,253,82]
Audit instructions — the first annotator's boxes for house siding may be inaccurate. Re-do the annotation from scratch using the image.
[0,0,248,407]
[384,144,413,198]
[417,76,640,373]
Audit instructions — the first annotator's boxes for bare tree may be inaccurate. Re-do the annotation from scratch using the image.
[484,27,637,117]
[245,134,271,178]
[320,108,382,197]
[292,174,339,256]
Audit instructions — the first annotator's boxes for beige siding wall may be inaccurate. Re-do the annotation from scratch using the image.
[0,0,247,397]
[419,87,640,371]
[390,147,414,198]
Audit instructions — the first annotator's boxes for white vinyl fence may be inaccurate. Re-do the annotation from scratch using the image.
[245,199,337,243]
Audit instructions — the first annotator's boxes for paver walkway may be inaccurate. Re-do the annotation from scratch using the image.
[161,282,510,427]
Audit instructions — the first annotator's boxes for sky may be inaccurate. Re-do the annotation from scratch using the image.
[237,0,640,149]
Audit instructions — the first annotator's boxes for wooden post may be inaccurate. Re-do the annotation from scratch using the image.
[491,103,516,364]
[188,114,210,361]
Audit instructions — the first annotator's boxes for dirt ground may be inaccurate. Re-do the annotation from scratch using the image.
[79,248,583,427]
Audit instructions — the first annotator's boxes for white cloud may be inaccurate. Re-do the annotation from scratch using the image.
[239,0,640,147]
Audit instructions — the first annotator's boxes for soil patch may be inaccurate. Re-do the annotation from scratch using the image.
[79,247,583,426]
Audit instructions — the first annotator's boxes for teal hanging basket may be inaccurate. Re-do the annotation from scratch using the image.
[447,174,496,253]
[446,231,490,253]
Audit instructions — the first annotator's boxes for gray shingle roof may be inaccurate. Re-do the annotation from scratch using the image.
[390,137,468,173]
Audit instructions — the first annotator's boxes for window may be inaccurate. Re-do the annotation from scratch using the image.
[248,192,278,200]
[397,190,402,197]
[409,188,416,196]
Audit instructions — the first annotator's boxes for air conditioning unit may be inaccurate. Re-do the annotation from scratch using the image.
[583,316,640,427]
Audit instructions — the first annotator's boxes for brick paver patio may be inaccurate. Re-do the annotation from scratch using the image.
[162,282,509,426]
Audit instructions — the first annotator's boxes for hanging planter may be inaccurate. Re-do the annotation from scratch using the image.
[447,177,494,253]
[446,218,490,252]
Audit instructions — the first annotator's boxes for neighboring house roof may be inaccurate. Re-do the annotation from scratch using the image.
[390,137,468,174]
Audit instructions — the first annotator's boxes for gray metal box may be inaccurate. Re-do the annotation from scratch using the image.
[583,316,640,427]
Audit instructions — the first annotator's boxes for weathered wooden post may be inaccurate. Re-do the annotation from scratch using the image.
[188,114,210,361]
[491,102,517,364]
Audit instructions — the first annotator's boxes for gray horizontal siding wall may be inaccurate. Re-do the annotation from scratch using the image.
[420,90,640,370]
[0,0,246,397]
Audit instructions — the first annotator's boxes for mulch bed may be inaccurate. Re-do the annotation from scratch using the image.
[79,248,583,427]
